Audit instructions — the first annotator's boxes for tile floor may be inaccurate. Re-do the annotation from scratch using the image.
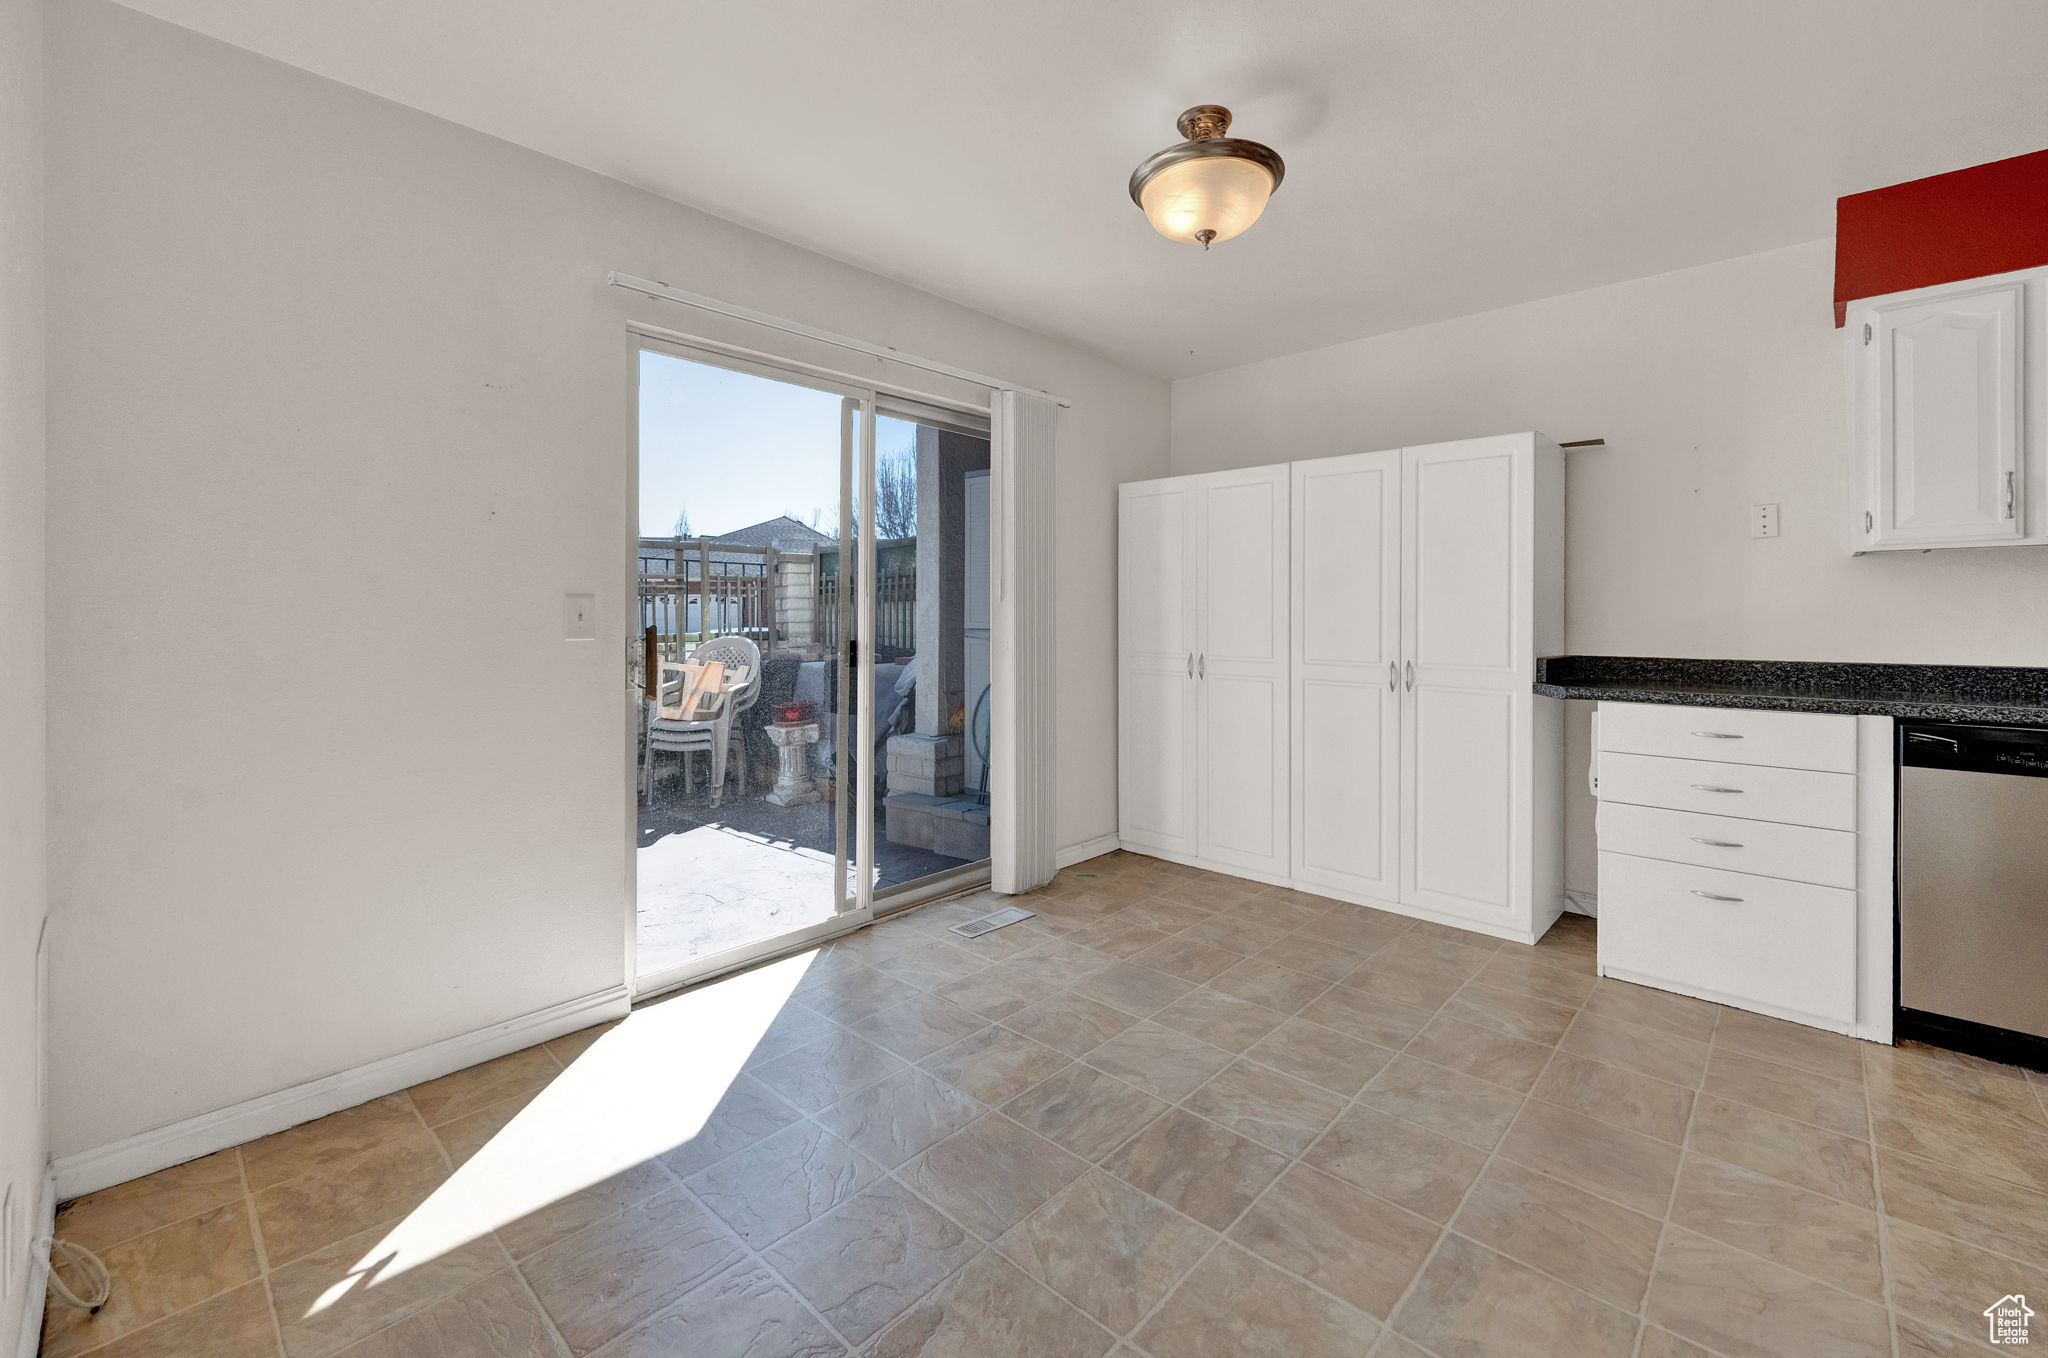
[41,851,2048,1357]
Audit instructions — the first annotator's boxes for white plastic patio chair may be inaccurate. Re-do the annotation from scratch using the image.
[642,635,762,807]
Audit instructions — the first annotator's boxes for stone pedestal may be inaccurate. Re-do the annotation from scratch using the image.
[887,733,965,797]
[764,722,822,807]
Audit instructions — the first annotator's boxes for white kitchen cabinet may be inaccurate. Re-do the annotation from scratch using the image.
[1593,701,1895,1040]
[1119,433,1564,943]
[1849,265,2048,552]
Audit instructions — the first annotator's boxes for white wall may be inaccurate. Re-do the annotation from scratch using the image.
[0,0,47,1337]
[45,0,1167,1158]
[1172,239,2048,891]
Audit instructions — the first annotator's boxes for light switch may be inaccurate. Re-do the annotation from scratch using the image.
[563,593,597,640]
[1750,504,1780,538]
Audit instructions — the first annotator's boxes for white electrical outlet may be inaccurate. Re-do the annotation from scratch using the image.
[1751,503,1780,538]
[563,593,597,640]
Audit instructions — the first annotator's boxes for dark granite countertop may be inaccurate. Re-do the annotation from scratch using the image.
[1534,656,2048,727]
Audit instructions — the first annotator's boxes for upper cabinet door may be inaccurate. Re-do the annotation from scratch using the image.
[1196,464,1291,877]
[1290,451,1401,903]
[1117,479,1198,855]
[1857,279,2025,550]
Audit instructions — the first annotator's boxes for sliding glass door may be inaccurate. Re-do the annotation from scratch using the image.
[632,339,991,992]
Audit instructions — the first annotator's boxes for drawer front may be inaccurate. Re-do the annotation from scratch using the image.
[1596,803,1857,889]
[1597,852,1856,1025]
[1597,752,1858,831]
[1598,702,1857,773]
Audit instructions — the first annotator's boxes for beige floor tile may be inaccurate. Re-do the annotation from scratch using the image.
[519,1189,743,1354]
[1496,1100,1680,1217]
[1469,950,1598,1008]
[1369,1337,1435,1358]
[1177,912,1289,956]
[868,1251,1113,1358]
[1183,1059,1345,1155]
[544,1020,619,1067]
[1700,1049,1869,1137]
[1393,1233,1637,1358]
[1404,1014,1553,1093]
[931,965,1062,1020]
[254,1124,454,1267]
[80,1280,279,1358]
[999,1064,1169,1162]
[1083,1021,1235,1102]
[858,994,990,1061]
[1101,1107,1288,1230]
[1116,899,1212,934]
[897,1113,1088,1239]
[1294,908,1407,956]
[1359,1055,1525,1150]
[1130,935,1242,984]
[1340,955,1470,1011]
[1532,1051,1694,1143]
[1299,984,1436,1050]
[40,1202,261,1358]
[749,1033,906,1114]
[999,939,1114,989]
[269,1221,511,1358]
[1878,1146,2048,1269]
[1244,1018,1395,1096]
[1689,1095,1875,1208]
[998,1170,1216,1332]
[795,967,925,1024]
[432,1090,544,1169]
[917,1026,1069,1105]
[762,1179,978,1346]
[738,1004,845,1071]
[1062,918,1173,961]
[1438,982,1578,1045]
[585,1261,845,1357]
[496,1158,679,1262]
[409,1046,563,1129]
[1579,979,1720,1042]
[1251,932,1368,983]
[1203,958,1331,1014]
[1667,1152,1883,1300]
[813,1067,982,1168]
[1884,1217,2048,1344]
[1645,1225,1891,1358]
[1302,1104,1490,1223]
[658,1074,805,1175]
[1636,1327,1718,1358]
[999,992,1137,1057]
[1891,1310,1988,1357]
[1149,987,1289,1053]
[872,941,991,991]
[332,1269,560,1358]
[1868,1082,2048,1194]
[1712,1008,1865,1085]
[243,1095,428,1193]
[1229,1164,1439,1318]
[683,1122,878,1248]
[1067,960,1197,1018]
[1559,1011,1710,1087]
[1528,914,1599,973]
[1135,1243,1381,1358]
[54,1150,246,1254]
[1867,1041,2046,1127]
[1450,1158,1663,1311]
[1375,930,1498,980]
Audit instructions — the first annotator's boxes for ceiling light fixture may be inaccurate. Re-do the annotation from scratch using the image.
[1129,104,1285,250]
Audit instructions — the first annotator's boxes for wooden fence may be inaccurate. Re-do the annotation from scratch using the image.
[637,536,917,668]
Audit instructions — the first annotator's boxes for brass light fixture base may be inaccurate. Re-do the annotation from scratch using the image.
[1176,104,1233,141]
[1128,106,1287,209]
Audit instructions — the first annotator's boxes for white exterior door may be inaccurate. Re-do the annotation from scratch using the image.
[1196,465,1290,876]
[1117,479,1197,855]
[1291,451,1401,902]
[1859,280,2024,549]
[1400,436,1529,927]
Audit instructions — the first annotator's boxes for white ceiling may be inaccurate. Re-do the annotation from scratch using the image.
[117,0,2048,378]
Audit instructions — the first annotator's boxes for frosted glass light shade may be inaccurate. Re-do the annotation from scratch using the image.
[1138,155,1276,246]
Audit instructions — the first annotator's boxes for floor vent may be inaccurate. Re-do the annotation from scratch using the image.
[949,905,1036,938]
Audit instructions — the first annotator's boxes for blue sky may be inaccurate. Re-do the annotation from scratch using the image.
[638,349,915,538]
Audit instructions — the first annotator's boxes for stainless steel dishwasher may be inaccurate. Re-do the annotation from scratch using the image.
[1898,721,2048,1071]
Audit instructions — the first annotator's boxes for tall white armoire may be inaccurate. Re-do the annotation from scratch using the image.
[1118,432,1564,944]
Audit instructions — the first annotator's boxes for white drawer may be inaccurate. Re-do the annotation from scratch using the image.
[1597,802,1856,889]
[1596,751,1858,831]
[1597,852,1856,1026]
[1597,702,1857,773]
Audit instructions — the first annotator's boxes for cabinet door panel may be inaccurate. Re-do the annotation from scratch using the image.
[1119,481,1196,855]
[1292,452,1400,900]
[1197,465,1289,876]
[1405,684,1513,916]
[1866,282,2023,547]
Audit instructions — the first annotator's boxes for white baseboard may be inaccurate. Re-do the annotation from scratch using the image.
[13,1171,53,1358]
[1056,833,1120,869]
[1564,889,1597,917]
[51,985,630,1201]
